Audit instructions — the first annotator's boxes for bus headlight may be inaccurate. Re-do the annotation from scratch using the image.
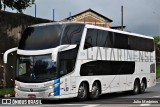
[15,85,19,89]
[48,85,53,89]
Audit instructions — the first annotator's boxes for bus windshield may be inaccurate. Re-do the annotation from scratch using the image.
[16,23,84,83]
[18,23,84,50]
[16,54,58,83]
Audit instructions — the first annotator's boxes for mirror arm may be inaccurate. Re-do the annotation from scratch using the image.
[52,45,77,62]
[3,47,18,63]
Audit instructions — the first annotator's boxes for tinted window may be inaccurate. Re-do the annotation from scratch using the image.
[84,29,114,49]
[19,25,63,50]
[19,24,84,50]
[16,54,58,83]
[61,24,84,45]
[150,63,155,73]
[97,30,113,47]
[130,36,154,52]
[114,33,129,49]
[84,29,98,49]
[58,47,78,77]
[80,61,135,76]
[84,29,154,52]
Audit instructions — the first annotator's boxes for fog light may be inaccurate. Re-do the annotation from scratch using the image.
[15,92,19,96]
[49,92,54,96]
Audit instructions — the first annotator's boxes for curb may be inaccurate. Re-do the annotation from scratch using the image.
[0,94,14,98]
[157,78,160,82]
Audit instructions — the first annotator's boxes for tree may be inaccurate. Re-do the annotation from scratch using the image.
[154,36,160,63]
[0,0,35,13]
[154,36,160,45]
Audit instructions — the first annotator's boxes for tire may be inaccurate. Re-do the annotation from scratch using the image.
[77,82,88,101]
[90,82,100,99]
[140,80,146,94]
[132,80,140,95]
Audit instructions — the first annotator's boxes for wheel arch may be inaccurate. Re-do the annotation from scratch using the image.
[133,77,140,88]
[135,78,140,83]
[142,77,147,88]
[76,80,90,94]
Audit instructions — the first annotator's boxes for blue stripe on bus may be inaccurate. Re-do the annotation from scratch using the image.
[54,78,60,96]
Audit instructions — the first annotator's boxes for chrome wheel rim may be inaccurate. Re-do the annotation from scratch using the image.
[141,82,145,92]
[91,83,99,97]
[78,84,86,98]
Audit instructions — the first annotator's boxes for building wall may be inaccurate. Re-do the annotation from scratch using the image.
[63,11,111,28]
[0,11,51,87]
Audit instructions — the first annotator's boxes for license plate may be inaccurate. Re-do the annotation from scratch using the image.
[28,94,36,98]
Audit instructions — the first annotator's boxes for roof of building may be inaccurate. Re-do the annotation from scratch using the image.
[64,8,113,22]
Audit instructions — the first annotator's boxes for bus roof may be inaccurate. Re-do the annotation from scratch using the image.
[85,24,153,39]
[29,22,153,40]
[29,22,85,27]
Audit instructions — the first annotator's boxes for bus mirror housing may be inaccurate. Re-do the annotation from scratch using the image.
[52,45,77,62]
[3,47,17,64]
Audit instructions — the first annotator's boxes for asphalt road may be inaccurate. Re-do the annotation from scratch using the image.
[1,81,160,107]
[41,80,160,107]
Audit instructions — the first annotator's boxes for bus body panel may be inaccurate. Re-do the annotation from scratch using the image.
[6,22,155,99]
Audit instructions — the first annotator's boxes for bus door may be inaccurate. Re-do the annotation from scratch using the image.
[59,60,71,96]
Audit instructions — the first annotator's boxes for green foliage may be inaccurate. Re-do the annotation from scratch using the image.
[154,36,160,45]
[0,0,35,13]
[157,64,160,79]
[0,88,14,95]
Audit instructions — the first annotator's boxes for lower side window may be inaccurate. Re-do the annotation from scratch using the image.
[80,60,135,76]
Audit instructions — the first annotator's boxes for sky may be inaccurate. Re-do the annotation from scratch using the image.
[6,0,160,36]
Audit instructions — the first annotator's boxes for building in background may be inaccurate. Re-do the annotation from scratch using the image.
[62,9,112,28]
[62,8,125,29]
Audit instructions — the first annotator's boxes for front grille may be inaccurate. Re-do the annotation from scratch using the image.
[18,87,48,92]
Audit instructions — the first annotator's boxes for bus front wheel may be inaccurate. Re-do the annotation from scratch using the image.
[90,82,100,99]
[77,82,88,101]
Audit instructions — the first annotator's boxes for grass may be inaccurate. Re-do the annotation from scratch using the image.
[0,88,14,95]
[156,64,160,79]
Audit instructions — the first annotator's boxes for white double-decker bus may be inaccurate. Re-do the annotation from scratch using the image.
[4,22,156,100]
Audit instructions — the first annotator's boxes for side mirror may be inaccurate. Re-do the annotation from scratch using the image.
[52,45,77,62]
[3,47,17,64]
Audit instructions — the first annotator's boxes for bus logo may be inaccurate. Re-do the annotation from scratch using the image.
[30,88,33,92]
